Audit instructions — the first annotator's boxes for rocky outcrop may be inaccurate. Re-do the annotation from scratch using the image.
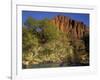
[51,15,89,39]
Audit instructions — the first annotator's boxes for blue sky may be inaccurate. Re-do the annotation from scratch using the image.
[22,11,89,27]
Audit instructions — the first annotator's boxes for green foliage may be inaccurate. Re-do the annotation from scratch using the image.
[24,16,38,27]
[22,27,39,53]
[43,23,61,42]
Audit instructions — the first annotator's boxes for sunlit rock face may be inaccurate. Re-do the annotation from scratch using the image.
[51,15,89,39]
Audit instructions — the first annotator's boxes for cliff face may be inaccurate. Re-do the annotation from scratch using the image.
[51,15,89,39]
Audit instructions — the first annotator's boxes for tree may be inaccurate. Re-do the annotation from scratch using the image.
[24,16,38,27]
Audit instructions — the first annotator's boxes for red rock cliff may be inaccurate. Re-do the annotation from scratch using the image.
[51,15,89,39]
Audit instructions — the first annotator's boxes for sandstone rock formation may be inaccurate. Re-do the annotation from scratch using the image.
[51,15,89,39]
